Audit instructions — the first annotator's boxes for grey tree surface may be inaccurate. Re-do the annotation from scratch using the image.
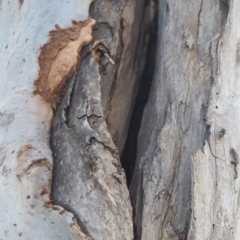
[131,0,240,239]
[1,0,240,239]
[51,0,150,239]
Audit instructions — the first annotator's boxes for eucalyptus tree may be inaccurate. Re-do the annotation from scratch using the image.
[1,0,240,240]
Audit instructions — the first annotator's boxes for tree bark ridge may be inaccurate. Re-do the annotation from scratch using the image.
[130,0,232,239]
[51,0,153,239]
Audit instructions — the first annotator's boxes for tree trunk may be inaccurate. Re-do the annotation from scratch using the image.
[51,0,148,239]
[131,0,240,239]
[1,0,240,239]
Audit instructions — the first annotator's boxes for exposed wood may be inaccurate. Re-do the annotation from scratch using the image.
[2,0,240,239]
[36,19,95,105]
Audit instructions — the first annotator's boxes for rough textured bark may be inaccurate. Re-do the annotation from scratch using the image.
[51,0,152,239]
[131,0,240,239]
[0,0,153,239]
[2,0,240,239]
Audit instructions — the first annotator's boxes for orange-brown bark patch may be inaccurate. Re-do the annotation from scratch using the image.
[35,18,96,104]
[17,158,51,178]
[70,223,87,238]
[40,187,49,196]
[25,158,51,171]
[17,144,34,158]
[44,200,54,208]
[59,209,66,215]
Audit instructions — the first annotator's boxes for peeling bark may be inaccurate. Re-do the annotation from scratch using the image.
[36,19,95,105]
[2,0,240,239]
[51,0,152,239]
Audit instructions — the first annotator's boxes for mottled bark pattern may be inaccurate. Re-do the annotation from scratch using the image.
[51,0,152,239]
[0,0,95,239]
[3,0,239,239]
[130,0,235,239]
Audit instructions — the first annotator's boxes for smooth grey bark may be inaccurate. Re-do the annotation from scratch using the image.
[0,1,98,239]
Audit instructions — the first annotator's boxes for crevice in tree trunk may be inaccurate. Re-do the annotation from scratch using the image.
[51,0,149,239]
[50,1,160,238]
[121,0,159,187]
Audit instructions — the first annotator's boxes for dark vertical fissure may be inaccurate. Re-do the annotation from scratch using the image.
[50,0,159,239]
[120,0,159,186]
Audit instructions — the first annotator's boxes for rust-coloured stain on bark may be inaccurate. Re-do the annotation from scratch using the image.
[59,209,66,215]
[70,223,87,238]
[35,18,96,104]
[44,200,54,208]
[17,144,33,157]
